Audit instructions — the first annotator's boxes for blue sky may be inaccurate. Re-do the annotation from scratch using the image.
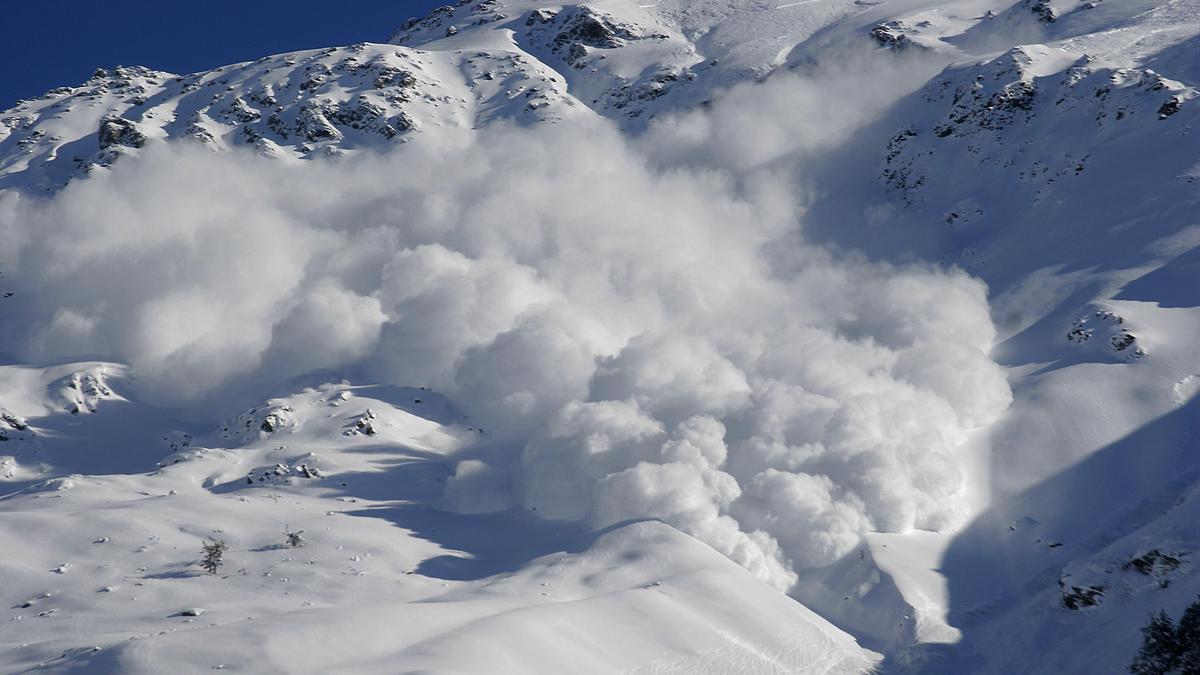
[1,1,445,110]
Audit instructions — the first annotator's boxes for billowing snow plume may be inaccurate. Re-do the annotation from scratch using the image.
[0,89,1009,587]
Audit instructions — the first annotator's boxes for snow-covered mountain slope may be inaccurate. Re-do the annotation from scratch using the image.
[821,33,1200,493]
[3,0,1200,671]
[791,0,1200,668]
[0,365,877,674]
[0,41,581,192]
[0,0,978,192]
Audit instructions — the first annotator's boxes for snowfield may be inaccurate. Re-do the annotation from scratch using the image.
[0,366,875,673]
[2,0,1199,672]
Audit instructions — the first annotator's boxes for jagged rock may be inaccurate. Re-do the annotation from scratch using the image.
[1110,332,1137,352]
[56,368,117,414]
[393,4,458,42]
[1027,0,1057,22]
[97,117,146,149]
[1067,321,1093,343]
[249,85,278,108]
[0,409,32,443]
[298,62,333,91]
[372,66,417,90]
[1122,550,1184,576]
[527,8,557,26]
[1060,581,1105,609]
[295,101,342,142]
[2,410,28,432]
[332,96,386,130]
[346,408,379,436]
[870,21,923,52]
[1064,310,1143,358]
[219,97,261,123]
[220,404,296,442]
[185,121,216,144]
[554,7,639,50]
[1158,96,1183,119]
[245,461,322,486]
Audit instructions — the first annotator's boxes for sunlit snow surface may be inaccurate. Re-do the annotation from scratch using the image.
[0,367,876,673]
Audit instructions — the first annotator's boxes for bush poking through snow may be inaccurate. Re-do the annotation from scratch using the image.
[201,540,227,575]
[285,528,305,548]
[1130,598,1200,674]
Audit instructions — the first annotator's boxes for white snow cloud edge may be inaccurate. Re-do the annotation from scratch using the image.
[0,61,1011,589]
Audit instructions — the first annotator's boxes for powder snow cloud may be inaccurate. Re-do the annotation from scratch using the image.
[0,61,1011,588]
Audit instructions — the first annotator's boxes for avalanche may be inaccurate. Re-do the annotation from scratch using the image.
[2,0,1199,672]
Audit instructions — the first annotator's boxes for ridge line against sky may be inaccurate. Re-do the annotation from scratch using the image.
[0,0,447,111]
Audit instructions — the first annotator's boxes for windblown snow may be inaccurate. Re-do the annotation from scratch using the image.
[1,0,1199,672]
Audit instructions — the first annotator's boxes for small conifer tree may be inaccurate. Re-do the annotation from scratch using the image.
[201,540,227,575]
[1131,598,1200,674]
[1177,600,1200,673]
